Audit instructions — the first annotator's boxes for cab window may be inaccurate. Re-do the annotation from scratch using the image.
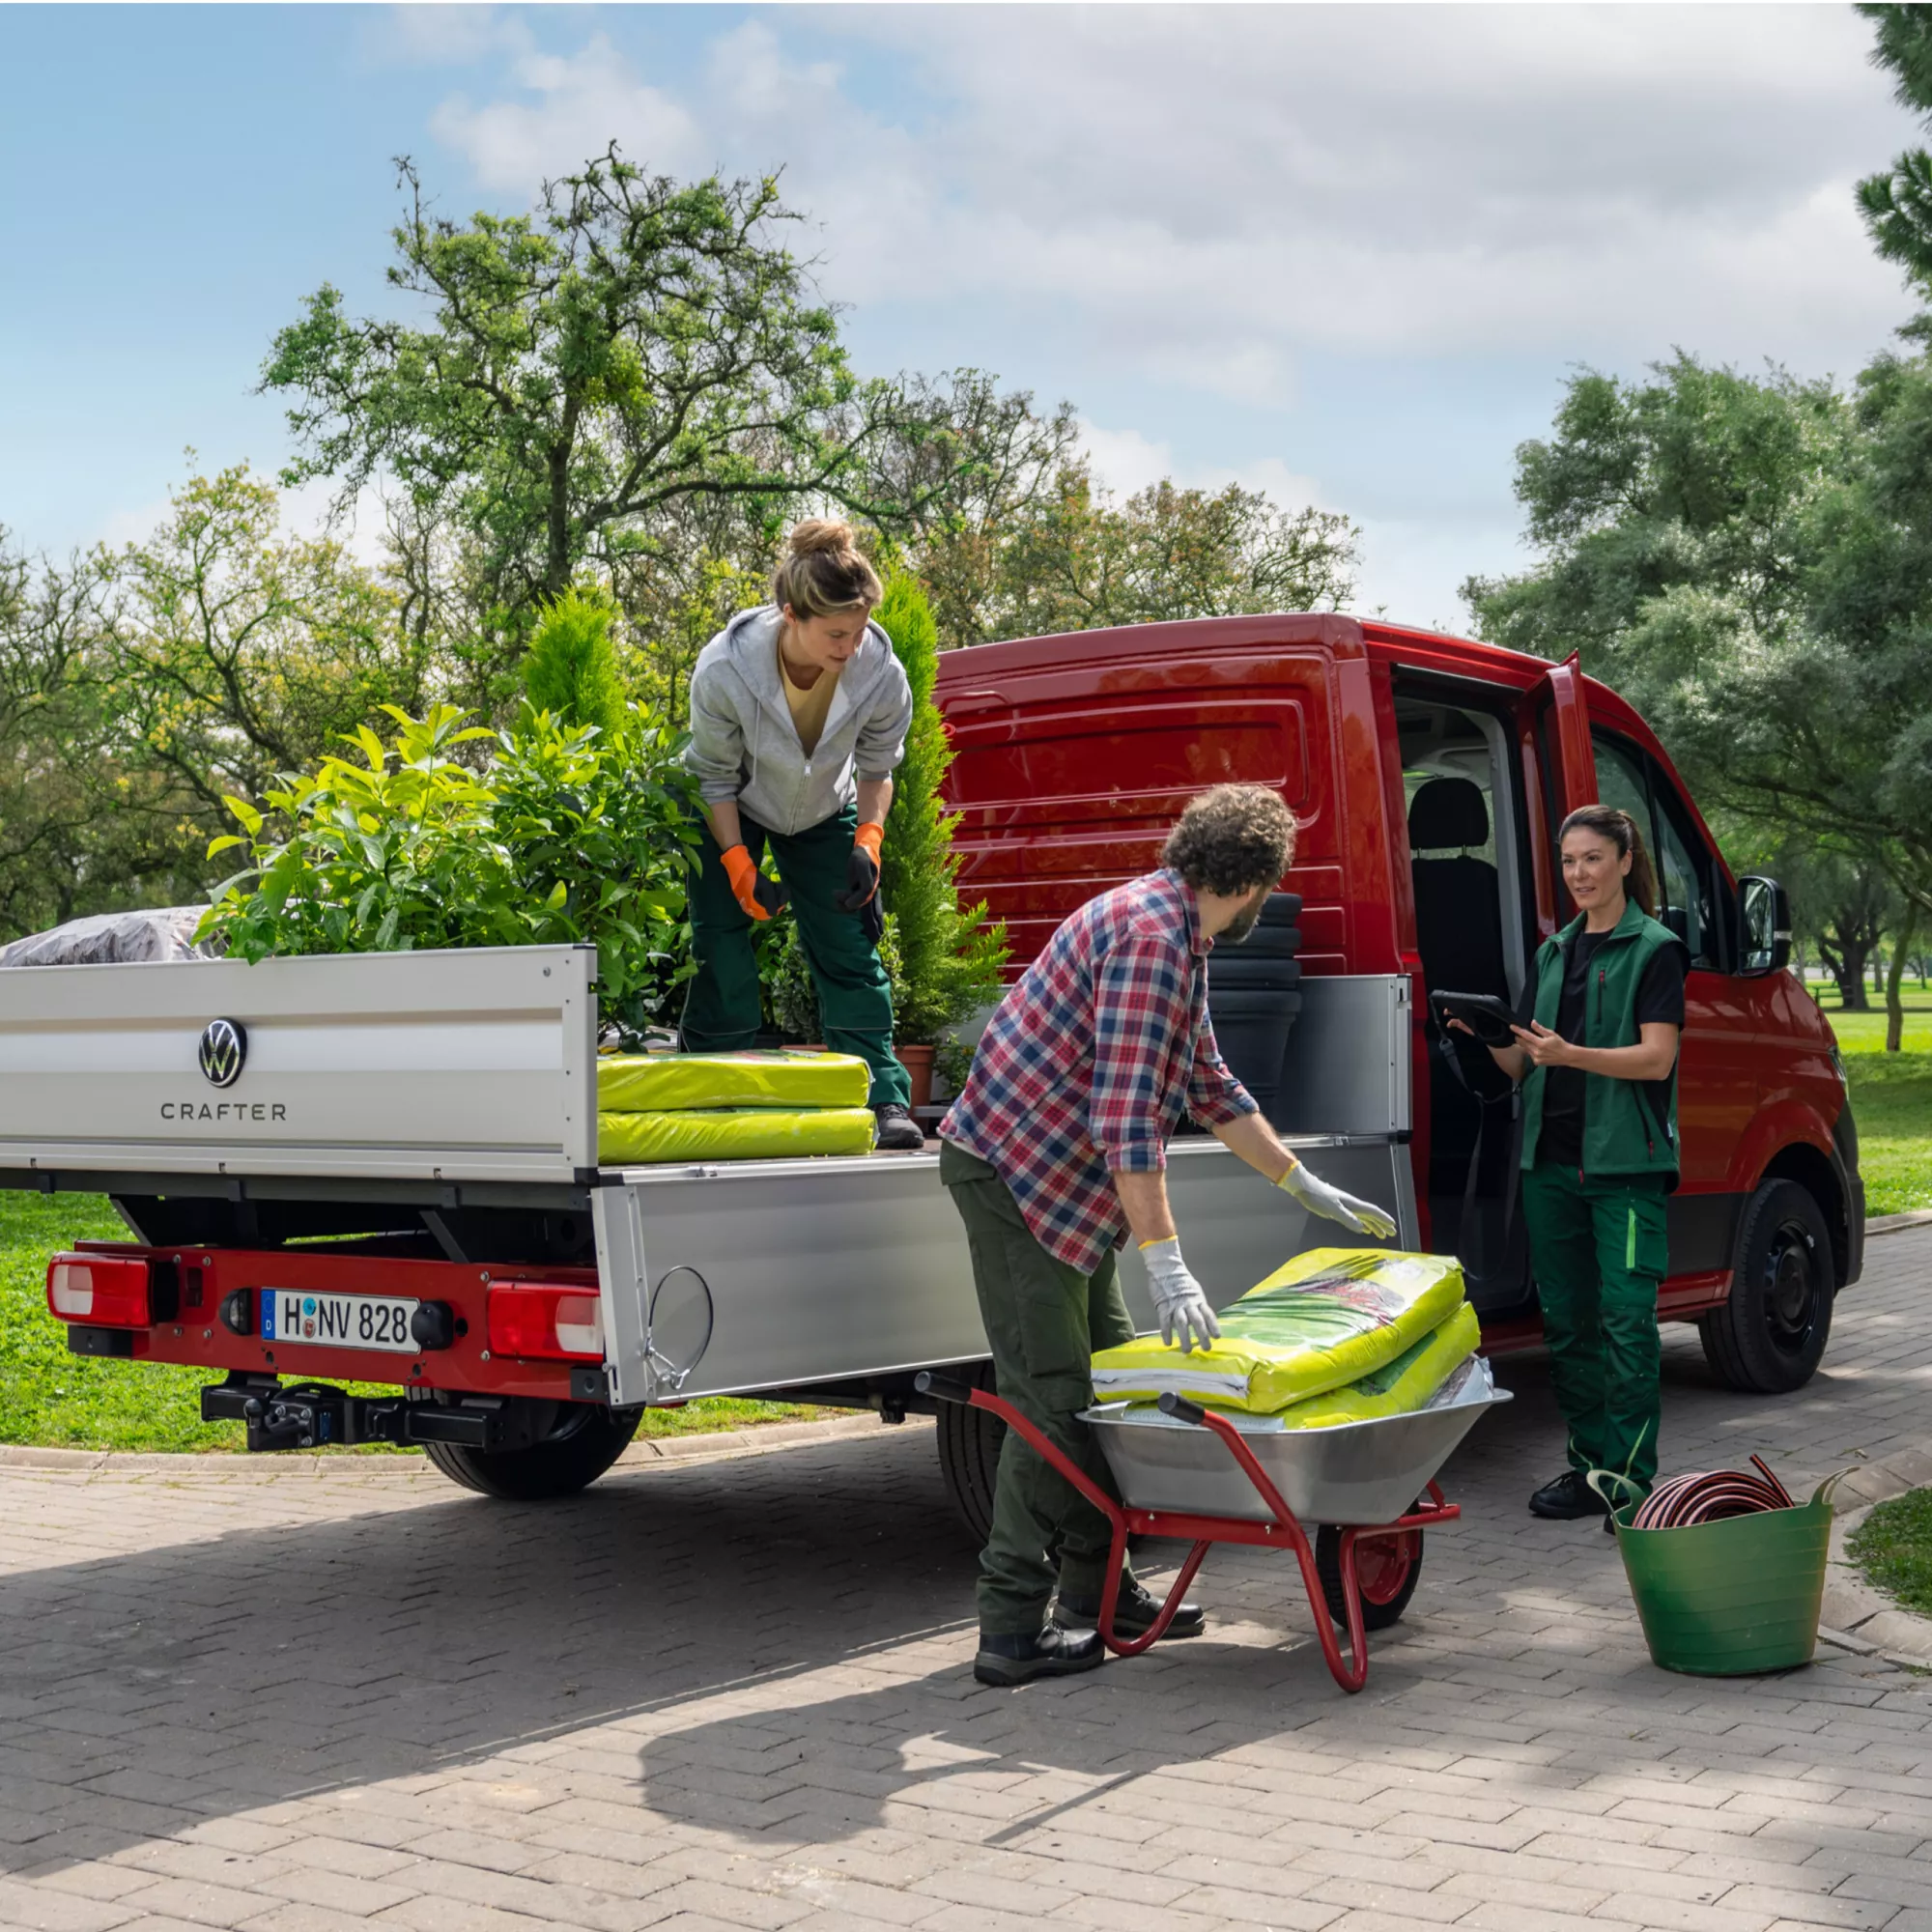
[1590,731,1722,969]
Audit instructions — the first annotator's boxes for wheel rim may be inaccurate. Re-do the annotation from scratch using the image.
[1353,1529,1418,1605]
[1761,1218,1822,1360]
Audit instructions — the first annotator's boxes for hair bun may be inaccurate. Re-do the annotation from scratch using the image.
[787,518,856,558]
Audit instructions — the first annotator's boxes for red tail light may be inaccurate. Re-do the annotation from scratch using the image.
[485,1282,605,1362]
[46,1254,153,1328]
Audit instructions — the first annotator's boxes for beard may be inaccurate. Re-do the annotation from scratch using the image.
[1221,885,1270,946]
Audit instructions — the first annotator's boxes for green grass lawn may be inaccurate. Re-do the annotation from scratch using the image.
[1848,1486,1932,1618]
[1809,980,1932,1217]
[0,1191,823,1455]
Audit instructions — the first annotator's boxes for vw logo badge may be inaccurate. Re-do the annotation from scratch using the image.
[198,1018,248,1088]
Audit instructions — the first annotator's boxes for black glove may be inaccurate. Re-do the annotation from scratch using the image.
[855,893,886,948]
[834,833,882,914]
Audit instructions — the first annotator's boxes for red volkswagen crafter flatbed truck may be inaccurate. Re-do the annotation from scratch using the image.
[0,614,1860,1537]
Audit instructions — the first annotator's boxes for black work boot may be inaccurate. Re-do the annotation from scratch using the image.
[1527,1469,1609,1520]
[1059,1577,1207,1640]
[872,1102,924,1151]
[973,1620,1106,1687]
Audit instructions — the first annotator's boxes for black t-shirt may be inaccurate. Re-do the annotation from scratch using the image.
[1517,930,1687,1169]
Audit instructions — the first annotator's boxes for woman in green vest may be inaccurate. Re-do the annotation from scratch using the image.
[1454,804,1687,1526]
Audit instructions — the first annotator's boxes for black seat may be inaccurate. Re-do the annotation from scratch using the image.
[1409,778,1514,1196]
[1407,777,1507,999]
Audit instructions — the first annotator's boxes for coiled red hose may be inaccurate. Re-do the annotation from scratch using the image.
[1630,1455,1794,1530]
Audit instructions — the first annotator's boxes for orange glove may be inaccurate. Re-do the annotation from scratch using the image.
[836,821,885,912]
[721,844,788,922]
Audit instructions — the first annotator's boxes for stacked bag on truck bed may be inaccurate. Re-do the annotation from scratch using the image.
[1091,1247,1479,1431]
[596,1051,877,1164]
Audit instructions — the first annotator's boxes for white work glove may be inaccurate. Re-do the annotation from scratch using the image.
[1277,1160,1398,1240]
[1141,1237,1222,1353]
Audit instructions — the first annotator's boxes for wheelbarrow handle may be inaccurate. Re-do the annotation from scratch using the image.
[1155,1392,1210,1427]
[914,1371,977,1406]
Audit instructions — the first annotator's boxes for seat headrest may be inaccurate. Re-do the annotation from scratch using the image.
[1408,777,1490,850]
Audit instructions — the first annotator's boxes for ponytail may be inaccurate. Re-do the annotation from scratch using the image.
[1559,805,1658,917]
[771,518,882,619]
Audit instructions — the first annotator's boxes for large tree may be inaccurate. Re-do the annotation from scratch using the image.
[0,470,427,943]
[1463,355,1932,939]
[928,458,1359,647]
[263,149,1064,656]
[1857,4,1932,301]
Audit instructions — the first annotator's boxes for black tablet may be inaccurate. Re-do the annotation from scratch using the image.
[1429,989,1518,1047]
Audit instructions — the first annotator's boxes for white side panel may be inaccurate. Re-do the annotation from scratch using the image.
[610,1134,1413,1402]
[0,945,597,1184]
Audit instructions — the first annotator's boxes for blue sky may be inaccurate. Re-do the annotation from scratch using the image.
[1,3,1922,628]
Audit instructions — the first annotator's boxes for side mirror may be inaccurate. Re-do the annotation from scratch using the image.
[1739,876,1791,977]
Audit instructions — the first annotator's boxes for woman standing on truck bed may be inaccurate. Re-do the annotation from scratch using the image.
[682,520,923,1151]
[1457,805,1687,1527]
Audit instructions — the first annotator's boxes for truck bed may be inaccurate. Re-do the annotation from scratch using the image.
[0,945,1415,1409]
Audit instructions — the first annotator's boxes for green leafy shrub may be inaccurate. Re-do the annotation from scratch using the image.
[198,701,702,1033]
[873,572,1008,1044]
[523,588,627,737]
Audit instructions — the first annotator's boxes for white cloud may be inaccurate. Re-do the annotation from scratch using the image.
[430,33,701,191]
[423,5,1921,400]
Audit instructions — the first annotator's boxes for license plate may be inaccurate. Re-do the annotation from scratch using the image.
[259,1289,419,1353]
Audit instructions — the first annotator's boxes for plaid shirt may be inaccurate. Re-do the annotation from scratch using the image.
[940,867,1257,1275]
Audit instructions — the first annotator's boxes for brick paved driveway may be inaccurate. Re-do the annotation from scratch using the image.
[2,1231,1929,1932]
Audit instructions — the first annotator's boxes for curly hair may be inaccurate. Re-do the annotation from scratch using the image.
[1161,784,1295,895]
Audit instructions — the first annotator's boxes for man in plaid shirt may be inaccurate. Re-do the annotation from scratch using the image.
[940,783,1397,1686]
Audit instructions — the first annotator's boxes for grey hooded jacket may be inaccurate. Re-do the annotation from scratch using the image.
[684,606,913,837]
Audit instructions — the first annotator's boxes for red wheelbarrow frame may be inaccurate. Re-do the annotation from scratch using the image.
[918,1373,1461,1693]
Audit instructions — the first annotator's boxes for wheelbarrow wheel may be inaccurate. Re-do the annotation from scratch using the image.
[1316,1521,1423,1632]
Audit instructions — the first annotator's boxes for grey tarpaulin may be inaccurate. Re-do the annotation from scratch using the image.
[0,908,221,968]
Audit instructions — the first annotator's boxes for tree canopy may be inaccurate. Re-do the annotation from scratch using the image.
[1464,354,1932,928]
[264,149,1071,657]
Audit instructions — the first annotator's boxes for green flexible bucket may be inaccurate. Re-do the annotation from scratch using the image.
[1605,1475,1840,1676]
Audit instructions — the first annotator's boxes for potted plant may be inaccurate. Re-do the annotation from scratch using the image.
[873,572,1009,1109]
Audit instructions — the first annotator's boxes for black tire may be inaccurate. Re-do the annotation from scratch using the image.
[1698,1179,1835,1394]
[424,1402,641,1500]
[1206,957,1304,988]
[1316,1521,1424,1632]
[1232,925,1303,959]
[935,1361,1003,1543]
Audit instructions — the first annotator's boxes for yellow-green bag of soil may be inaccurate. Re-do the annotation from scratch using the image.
[598,1106,876,1165]
[1091,1247,1467,1412]
[596,1051,871,1114]
[1265,1300,1480,1430]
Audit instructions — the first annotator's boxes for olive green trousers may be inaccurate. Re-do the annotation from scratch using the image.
[1521,1160,1668,1500]
[940,1141,1137,1634]
[679,805,909,1109]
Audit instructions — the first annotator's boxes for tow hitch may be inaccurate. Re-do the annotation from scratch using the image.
[200,1374,556,1453]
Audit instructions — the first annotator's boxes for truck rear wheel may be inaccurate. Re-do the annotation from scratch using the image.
[425,1402,640,1500]
[935,1362,1002,1543]
[1697,1179,1834,1394]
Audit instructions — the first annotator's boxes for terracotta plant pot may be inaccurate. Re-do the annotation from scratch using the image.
[895,1042,935,1111]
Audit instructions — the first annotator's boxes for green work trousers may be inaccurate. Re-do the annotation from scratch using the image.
[1521,1160,1668,1501]
[940,1141,1137,1634]
[680,805,909,1110]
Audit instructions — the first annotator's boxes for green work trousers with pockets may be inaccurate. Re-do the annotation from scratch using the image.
[939,1141,1137,1634]
[1521,1159,1668,1501]
[680,805,910,1110]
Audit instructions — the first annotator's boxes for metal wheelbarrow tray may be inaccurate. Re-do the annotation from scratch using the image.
[916,1362,1510,1693]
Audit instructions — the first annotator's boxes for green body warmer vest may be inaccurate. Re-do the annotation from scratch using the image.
[1520,900,1685,1184]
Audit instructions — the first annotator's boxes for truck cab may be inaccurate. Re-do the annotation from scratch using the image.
[936,612,1861,1392]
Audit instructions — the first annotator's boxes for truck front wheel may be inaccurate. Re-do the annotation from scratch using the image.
[1697,1179,1834,1394]
[425,1402,641,1500]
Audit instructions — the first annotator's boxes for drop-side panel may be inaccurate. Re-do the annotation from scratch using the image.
[596,1134,1415,1405]
[0,945,597,1184]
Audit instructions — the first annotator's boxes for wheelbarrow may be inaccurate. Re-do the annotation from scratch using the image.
[916,1364,1509,1692]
